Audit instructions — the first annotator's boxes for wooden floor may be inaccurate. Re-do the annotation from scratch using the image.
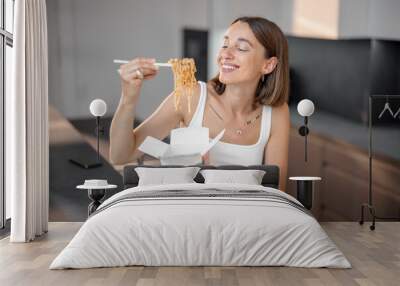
[0,222,399,286]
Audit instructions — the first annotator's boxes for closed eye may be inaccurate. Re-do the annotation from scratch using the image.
[221,45,248,52]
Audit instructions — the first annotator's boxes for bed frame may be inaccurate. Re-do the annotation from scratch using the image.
[123,165,280,189]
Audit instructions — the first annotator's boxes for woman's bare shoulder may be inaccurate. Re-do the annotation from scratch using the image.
[271,103,290,132]
[272,102,289,115]
[180,81,222,124]
[206,81,223,107]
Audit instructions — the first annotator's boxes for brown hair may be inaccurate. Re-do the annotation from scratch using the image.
[210,16,289,107]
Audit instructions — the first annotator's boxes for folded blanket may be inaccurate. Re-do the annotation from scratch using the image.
[92,188,310,218]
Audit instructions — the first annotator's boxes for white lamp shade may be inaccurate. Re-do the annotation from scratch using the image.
[89,99,107,117]
[297,99,315,117]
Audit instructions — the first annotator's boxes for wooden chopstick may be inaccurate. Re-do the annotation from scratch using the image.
[113,59,171,67]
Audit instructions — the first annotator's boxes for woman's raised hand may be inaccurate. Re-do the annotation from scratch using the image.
[118,58,159,104]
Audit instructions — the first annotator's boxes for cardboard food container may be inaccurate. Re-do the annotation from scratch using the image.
[138,127,225,165]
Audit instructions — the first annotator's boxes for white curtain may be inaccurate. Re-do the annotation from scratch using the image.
[8,0,49,242]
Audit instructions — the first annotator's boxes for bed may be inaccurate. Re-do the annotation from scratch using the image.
[50,165,350,269]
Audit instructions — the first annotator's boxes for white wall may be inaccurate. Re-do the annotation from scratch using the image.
[368,0,400,40]
[278,0,400,40]
[313,0,400,40]
[338,0,369,38]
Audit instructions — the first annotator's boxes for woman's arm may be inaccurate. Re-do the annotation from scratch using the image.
[109,57,183,165]
[109,91,182,164]
[264,103,290,192]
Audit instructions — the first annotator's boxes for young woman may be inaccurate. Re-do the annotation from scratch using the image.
[110,16,290,191]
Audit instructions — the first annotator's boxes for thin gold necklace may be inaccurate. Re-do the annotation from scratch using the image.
[208,104,262,135]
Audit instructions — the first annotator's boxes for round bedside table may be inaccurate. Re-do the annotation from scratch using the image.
[289,176,322,210]
[77,181,117,216]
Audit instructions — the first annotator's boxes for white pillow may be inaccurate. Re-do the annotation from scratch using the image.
[135,167,200,186]
[200,169,266,185]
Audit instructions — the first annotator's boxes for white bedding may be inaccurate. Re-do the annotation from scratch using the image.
[50,183,351,269]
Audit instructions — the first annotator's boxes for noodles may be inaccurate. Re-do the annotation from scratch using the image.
[168,58,197,113]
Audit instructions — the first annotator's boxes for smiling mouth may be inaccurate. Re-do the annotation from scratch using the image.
[221,63,240,72]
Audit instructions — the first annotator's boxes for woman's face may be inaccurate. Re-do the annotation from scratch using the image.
[217,21,268,85]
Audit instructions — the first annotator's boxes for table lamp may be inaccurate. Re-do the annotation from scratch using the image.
[297,99,315,162]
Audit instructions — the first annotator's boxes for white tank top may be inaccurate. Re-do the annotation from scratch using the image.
[189,81,272,166]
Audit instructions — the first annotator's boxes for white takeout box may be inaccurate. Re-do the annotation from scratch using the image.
[139,127,225,165]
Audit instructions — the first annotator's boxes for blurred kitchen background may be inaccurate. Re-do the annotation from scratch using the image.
[44,0,399,222]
